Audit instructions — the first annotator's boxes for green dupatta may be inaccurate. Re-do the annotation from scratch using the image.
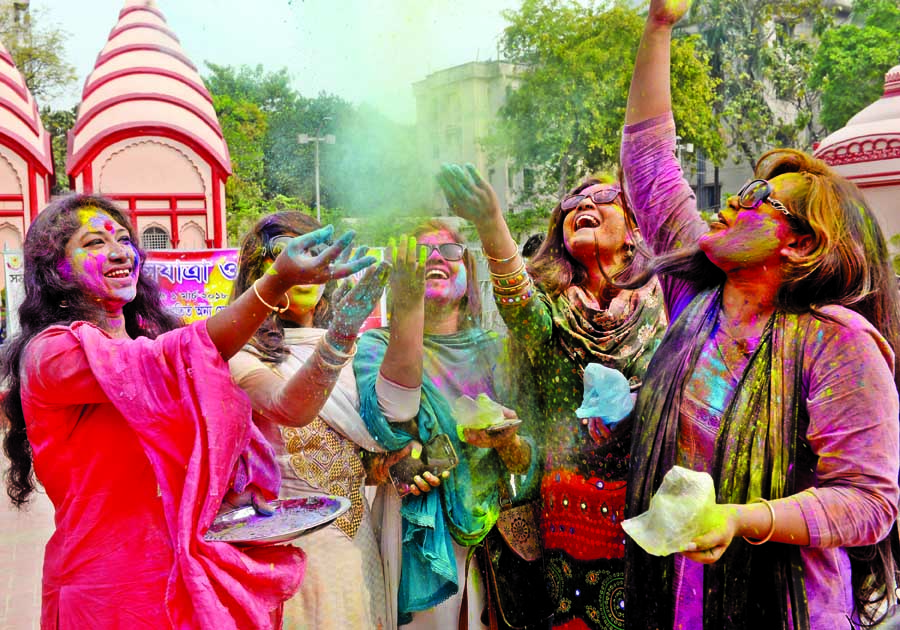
[625,288,811,630]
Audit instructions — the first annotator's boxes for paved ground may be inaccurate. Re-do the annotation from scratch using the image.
[0,483,53,630]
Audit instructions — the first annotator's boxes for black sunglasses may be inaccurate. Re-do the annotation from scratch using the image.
[737,179,791,217]
[421,242,465,261]
[561,186,621,212]
[265,234,330,259]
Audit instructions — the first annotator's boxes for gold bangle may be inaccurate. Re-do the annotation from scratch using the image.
[481,246,519,264]
[489,262,527,280]
[743,497,776,545]
[252,279,290,314]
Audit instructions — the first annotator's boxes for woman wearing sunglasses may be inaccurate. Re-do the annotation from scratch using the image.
[437,160,668,627]
[354,219,536,629]
[227,211,404,630]
[619,1,900,628]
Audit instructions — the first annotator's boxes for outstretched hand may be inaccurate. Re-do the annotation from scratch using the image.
[437,163,502,228]
[387,235,426,311]
[272,225,377,288]
[648,0,691,26]
[329,259,391,339]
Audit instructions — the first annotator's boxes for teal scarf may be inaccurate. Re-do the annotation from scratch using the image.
[355,327,534,619]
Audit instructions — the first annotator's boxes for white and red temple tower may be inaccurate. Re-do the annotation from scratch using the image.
[814,64,900,239]
[0,40,53,252]
[67,0,232,249]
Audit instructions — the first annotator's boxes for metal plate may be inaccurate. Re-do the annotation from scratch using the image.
[204,495,351,546]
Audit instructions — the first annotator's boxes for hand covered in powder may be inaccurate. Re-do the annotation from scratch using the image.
[437,163,502,229]
[387,235,426,311]
[648,0,691,26]
[218,485,274,517]
[328,260,390,340]
[271,225,376,288]
[680,504,737,564]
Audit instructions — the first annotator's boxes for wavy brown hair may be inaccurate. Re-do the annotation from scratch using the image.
[1,194,180,508]
[528,174,645,297]
[229,211,334,363]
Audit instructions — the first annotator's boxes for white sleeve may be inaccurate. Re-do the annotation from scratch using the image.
[375,371,422,422]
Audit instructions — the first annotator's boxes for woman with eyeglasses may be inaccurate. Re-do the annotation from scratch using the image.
[619,1,900,628]
[0,195,377,628]
[354,219,536,629]
[438,164,668,627]
[226,211,410,630]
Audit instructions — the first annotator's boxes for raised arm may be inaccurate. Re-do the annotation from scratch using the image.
[625,0,690,126]
[233,262,391,428]
[207,226,376,360]
[438,164,553,351]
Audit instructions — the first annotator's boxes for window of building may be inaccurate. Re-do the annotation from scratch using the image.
[142,226,170,250]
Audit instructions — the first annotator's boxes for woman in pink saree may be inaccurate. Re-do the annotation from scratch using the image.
[0,194,378,629]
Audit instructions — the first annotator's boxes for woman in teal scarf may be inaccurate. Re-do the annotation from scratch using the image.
[355,220,537,628]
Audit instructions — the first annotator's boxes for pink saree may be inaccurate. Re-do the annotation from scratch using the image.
[22,321,304,629]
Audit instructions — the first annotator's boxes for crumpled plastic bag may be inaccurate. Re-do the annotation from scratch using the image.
[622,466,719,556]
[575,363,634,427]
[452,393,505,441]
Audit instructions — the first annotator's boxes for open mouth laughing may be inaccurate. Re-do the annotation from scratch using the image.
[104,268,132,279]
[574,213,601,231]
[425,268,450,280]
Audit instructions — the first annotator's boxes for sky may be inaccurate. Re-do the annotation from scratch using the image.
[37,0,523,123]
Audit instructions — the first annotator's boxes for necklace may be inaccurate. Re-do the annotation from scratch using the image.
[716,322,758,357]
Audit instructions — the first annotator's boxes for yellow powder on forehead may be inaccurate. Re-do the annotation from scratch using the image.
[76,206,113,226]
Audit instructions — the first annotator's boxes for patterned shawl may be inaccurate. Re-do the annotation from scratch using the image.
[548,279,666,384]
[624,288,811,630]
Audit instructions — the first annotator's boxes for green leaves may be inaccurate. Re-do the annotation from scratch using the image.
[491,0,721,198]
[811,0,900,134]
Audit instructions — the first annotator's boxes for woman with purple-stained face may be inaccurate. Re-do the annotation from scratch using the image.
[60,207,141,323]
[618,1,900,629]
[354,219,536,629]
[0,193,378,629]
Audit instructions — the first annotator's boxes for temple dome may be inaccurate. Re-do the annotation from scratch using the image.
[0,40,53,173]
[67,0,231,176]
[814,63,900,169]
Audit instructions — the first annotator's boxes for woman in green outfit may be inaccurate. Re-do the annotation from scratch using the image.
[439,166,667,630]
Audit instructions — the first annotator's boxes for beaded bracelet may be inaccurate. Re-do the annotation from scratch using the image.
[743,497,776,545]
[481,246,519,265]
[252,279,290,314]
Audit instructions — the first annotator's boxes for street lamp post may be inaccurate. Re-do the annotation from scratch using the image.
[298,116,336,222]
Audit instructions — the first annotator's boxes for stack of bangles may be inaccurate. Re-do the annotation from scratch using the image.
[313,334,358,379]
[490,261,534,305]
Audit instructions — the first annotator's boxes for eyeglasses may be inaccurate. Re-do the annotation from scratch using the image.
[421,242,465,261]
[737,179,791,217]
[561,186,621,212]
[264,234,329,259]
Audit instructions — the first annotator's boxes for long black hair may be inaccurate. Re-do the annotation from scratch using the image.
[1,194,180,508]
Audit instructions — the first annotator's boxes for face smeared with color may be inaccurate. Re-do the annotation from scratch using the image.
[699,173,805,273]
[61,207,139,308]
[419,229,468,306]
[561,184,629,266]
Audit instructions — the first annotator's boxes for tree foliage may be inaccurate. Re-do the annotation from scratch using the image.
[491,0,722,199]
[811,0,900,134]
[0,5,76,103]
[39,106,76,194]
[687,0,836,167]
[206,63,431,246]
